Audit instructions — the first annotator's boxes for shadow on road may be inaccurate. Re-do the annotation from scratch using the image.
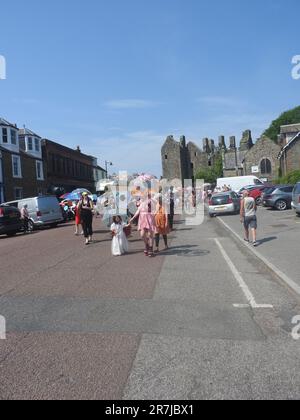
[258,236,277,245]
[161,245,210,257]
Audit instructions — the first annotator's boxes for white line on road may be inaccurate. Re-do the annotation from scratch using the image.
[214,238,273,309]
[217,216,300,298]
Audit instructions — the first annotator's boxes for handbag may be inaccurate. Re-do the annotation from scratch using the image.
[124,225,132,238]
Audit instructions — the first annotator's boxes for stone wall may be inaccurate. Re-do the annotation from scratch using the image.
[243,136,281,181]
[161,136,183,181]
[187,142,209,179]
[283,140,300,174]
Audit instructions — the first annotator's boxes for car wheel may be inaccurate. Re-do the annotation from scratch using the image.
[256,197,262,206]
[275,200,287,211]
[28,220,35,231]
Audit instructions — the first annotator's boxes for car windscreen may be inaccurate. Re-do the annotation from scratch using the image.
[211,195,230,205]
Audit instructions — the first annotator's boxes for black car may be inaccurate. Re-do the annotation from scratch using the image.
[0,205,22,237]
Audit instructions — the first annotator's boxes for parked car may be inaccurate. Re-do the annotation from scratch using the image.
[291,182,300,216]
[262,185,294,211]
[208,191,241,217]
[0,205,22,237]
[238,185,273,205]
[2,196,63,230]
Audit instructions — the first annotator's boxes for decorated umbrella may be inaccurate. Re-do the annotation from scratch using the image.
[72,188,92,196]
[60,192,82,201]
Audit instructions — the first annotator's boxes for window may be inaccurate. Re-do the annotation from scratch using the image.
[280,186,294,193]
[34,138,40,152]
[2,128,8,143]
[12,155,22,178]
[260,159,272,175]
[36,161,44,180]
[165,155,168,160]
[11,129,17,145]
[27,137,33,151]
[14,188,23,200]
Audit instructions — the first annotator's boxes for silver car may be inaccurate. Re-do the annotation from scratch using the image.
[3,196,63,230]
[209,192,241,217]
[292,182,300,216]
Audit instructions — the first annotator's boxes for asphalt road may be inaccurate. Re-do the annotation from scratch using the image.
[0,211,300,400]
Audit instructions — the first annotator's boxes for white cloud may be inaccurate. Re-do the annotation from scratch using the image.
[104,99,159,110]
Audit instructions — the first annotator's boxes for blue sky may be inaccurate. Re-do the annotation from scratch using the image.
[1,0,300,176]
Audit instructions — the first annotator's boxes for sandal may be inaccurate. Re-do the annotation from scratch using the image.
[148,247,154,258]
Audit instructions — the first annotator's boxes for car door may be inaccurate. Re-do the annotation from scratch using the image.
[231,192,240,210]
[281,186,294,205]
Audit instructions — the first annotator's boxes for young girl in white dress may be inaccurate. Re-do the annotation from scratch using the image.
[111,216,130,256]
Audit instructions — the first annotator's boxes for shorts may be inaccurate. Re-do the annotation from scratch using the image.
[244,216,257,230]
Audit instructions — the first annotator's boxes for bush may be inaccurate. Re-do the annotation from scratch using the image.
[274,170,300,185]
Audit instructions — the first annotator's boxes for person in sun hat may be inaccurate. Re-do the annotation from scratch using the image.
[78,192,94,245]
[130,192,157,258]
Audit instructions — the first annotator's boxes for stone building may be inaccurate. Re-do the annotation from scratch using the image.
[161,130,254,184]
[278,124,300,176]
[222,131,254,177]
[0,118,47,202]
[243,135,281,181]
[162,123,300,184]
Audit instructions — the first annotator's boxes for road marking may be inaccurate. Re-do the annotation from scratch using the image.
[217,216,300,298]
[214,238,273,309]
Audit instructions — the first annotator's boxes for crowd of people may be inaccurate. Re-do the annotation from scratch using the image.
[72,187,179,257]
[70,180,259,255]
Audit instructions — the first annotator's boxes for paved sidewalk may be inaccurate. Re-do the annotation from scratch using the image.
[217,207,300,293]
[1,216,300,400]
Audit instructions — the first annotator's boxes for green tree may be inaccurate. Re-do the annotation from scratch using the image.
[195,155,223,184]
[264,106,300,142]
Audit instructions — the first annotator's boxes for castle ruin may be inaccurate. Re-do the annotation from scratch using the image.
[162,130,254,183]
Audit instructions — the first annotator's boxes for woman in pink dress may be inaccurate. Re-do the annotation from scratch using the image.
[130,194,157,257]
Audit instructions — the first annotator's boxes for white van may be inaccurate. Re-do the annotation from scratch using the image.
[3,196,63,230]
[217,176,264,193]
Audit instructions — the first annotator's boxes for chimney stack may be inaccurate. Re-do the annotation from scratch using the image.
[229,136,236,150]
